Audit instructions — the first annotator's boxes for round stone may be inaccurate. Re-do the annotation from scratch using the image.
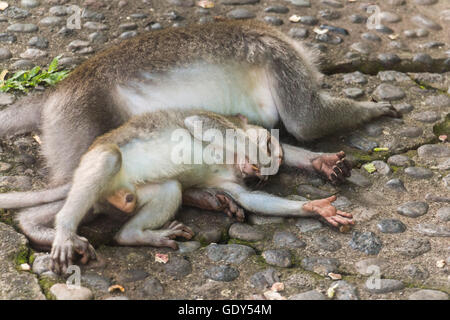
[418,144,450,159]
[176,241,201,253]
[288,0,311,6]
[385,178,407,192]
[119,23,138,31]
[397,201,429,217]
[289,290,326,300]
[21,0,40,8]
[404,167,433,179]
[264,16,283,26]
[39,16,65,26]
[380,11,401,23]
[168,0,195,6]
[119,31,138,39]
[49,5,68,16]
[437,207,450,222]
[301,257,340,275]
[205,265,239,282]
[377,219,406,233]
[288,27,308,39]
[395,238,431,258]
[297,185,333,199]
[273,231,306,249]
[229,223,264,241]
[297,16,318,25]
[344,88,364,99]
[364,124,383,137]
[412,111,440,123]
[403,264,429,280]
[413,53,433,65]
[377,53,401,66]
[349,231,382,255]
[163,256,192,279]
[414,223,450,237]
[371,161,391,175]
[50,284,93,300]
[81,273,111,292]
[11,59,35,70]
[32,254,52,275]
[226,9,255,19]
[249,268,280,289]
[0,47,12,60]
[119,269,149,283]
[365,279,404,293]
[393,103,414,114]
[355,258,387,276]
[378,71,411,82]
[206,244,255,264]
[411,14,442,31]
[409,290,448,300]
[373,84,405,101]
[319,9,341,20]
[334,280,359,300]
[425,95,450,108]
[141,277,164,297]
[296,218,323,233]
[349,14,366,24]
[88,32,107,44]
[84,21,109,30]
[362,33,381,42]
[7,23,38,33]
[262,249,292,267]
[314,235,341,251]
[28,36,48,49]
[265,6,289,14]
[0,33,17,44]
[399,127,423,138]
[20,48,47,59]
[343,71,367,85]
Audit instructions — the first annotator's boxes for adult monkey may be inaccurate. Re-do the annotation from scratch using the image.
[0,21,398,239]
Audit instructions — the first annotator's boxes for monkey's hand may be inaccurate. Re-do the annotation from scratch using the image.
[303,195,354,227]
[50,233,96,274]
[311,151,352,184]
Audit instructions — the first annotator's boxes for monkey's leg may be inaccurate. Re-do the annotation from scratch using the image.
[0,94,42,137]
[114,181,194,249]
[16,200,65,251]
[182,188,245,221]
[219,182,353,226]
[282,145,352,184]
[51,144,121,273]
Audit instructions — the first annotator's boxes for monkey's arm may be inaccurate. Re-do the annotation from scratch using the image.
[219,182,353,226]
[51,145,122,273]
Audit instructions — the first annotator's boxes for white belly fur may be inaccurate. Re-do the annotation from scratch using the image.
[115,63,280,128]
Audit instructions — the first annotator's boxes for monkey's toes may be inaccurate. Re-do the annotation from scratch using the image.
[312,152,352,184]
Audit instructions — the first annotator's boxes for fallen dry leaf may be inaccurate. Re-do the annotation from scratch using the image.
[263,290,286,300]
[388,34,399,40]
[436,260,446,268]
[0,69,8,83]
[108,284,125,293]
[313,27,329,35]
[155,253,169,264]
[20,263,31,271]
[328,272,342,280]
[439,135,447,142]
[197,0,214,8]
[289,15,302,23]
[271,282,285,292]
[339,224,352,233]
[327,282,339,298]
[33,134,42,145]
[0,2,8,11]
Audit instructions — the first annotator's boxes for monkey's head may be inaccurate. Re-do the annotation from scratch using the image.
[234,115,283,180]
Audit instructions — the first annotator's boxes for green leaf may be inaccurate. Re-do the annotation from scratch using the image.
[363,163,377,174]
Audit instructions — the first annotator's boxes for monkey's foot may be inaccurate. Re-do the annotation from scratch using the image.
[303,195,354,227]
[51,234,97,274]
[364,100,401,118]
[183,188,245,222]
[147,221,195,250]
[311,151,352,184]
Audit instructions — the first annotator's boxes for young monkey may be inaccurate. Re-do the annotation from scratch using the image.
[50,110,353,273]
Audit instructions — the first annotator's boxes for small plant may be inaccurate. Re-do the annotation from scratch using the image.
[0,56,70,93]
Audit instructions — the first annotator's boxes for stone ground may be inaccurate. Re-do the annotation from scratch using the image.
[0,0,449,300]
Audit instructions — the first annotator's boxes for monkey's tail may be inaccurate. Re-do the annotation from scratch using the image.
[0,183,71,209]
[0,92,46,137]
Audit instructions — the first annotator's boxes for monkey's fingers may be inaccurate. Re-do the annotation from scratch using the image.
[337,210,353,219]
[236,207,245,222]
[336,160,351,178]
[336,151,346,160]
[160,238,178,250]
[325,216,339,227]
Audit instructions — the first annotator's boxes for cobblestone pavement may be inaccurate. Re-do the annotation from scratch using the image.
[0,0,449,300]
